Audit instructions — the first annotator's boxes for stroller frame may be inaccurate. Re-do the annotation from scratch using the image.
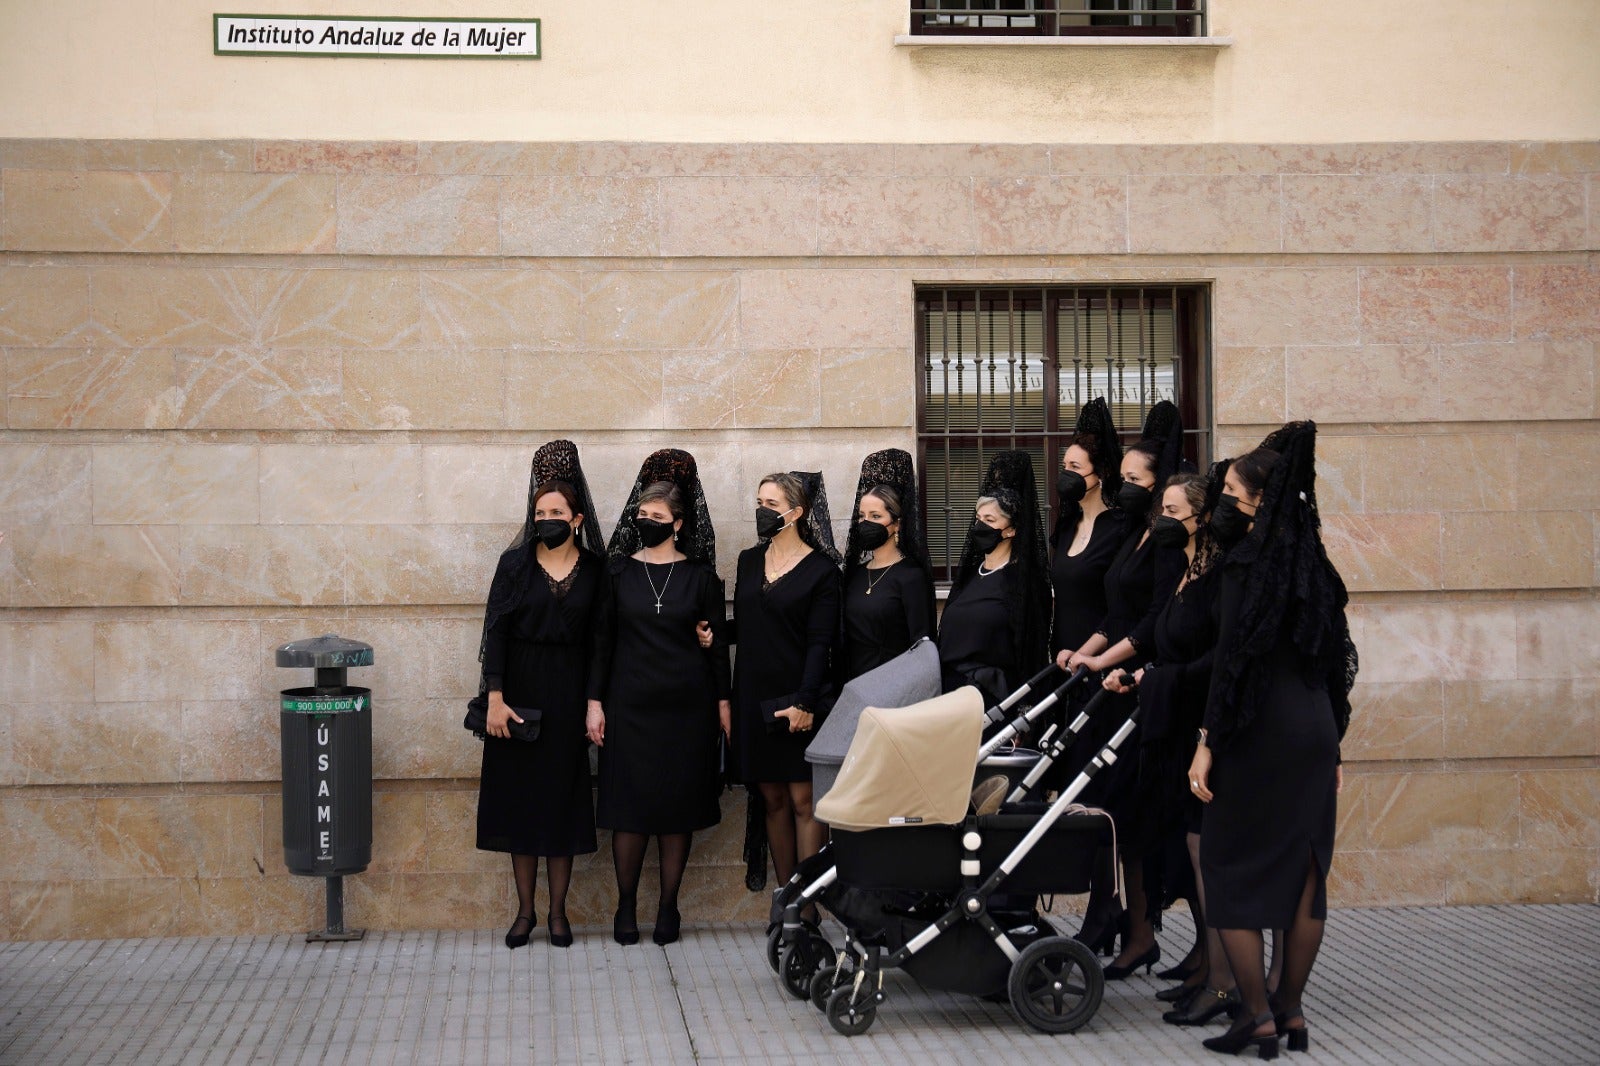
[790,706,1143,1036]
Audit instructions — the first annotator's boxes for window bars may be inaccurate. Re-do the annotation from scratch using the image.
[911,1,1207,38]
[916,286,1210,581]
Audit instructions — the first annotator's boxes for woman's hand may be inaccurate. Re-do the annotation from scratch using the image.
[487,692,522,739]
[1102,670,1138,694]
[718,700,732,738]
[696,621,713,649]
[585,700,605,746]
[1132,668,1145,686]
[1187,743,1214,803]
[1055,648,1073,670]
[775,706,814,733]
[1066,650,1092,672]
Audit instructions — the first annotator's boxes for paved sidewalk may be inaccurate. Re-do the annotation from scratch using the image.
[2,904,1596,1065]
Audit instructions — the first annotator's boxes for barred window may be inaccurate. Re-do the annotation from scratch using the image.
[916,285,1211,582]
[911,1,1207,38]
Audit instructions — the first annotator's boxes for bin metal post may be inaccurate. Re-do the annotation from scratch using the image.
[277,634,374,943]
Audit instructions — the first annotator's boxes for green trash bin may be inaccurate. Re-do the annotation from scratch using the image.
[277,634,373,941]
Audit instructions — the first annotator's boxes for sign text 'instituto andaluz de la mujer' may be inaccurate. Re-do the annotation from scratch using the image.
[214,14,540,58]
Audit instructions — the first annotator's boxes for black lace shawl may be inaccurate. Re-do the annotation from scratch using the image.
[788,470,842,566]
[478,439,604,694]
[1205,421,1359,750]
[605,448,717,567]
[841,448,937,623]
[1056,397,1124,538]
[947,449,1051,681]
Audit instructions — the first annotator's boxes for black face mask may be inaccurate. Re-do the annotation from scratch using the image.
[633,516,675,548]
[1057,470,1089,503]
[854,519,890,551]
[1117,482,1153,515]
[755,506,794,540]
[534,519,573,550]
[1150,515,1192,550]
[969,522,1004,554]
[1209,494,1252,548]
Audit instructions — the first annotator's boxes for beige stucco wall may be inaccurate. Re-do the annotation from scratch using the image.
[2,1,1598,143]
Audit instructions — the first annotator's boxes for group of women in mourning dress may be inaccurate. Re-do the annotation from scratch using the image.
[471,416,1355,1057]
[473,443,937,947]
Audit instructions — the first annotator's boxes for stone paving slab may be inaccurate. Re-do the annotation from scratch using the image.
[2,905,1597,1064]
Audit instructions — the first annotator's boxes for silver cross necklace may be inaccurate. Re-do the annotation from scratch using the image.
[643,559,676,614]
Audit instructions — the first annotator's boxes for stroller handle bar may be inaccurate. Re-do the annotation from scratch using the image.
[1004,681,1121,804]
[983,661,1064,724]
[976,666,1090,760]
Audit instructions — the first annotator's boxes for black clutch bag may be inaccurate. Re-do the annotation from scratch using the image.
[464,694,542,742]
[759,694,800,735]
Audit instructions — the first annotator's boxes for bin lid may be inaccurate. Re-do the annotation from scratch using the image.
[276,634,374,669]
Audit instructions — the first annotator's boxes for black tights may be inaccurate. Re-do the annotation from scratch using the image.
[511,854,573,933]
[1216,860,1323,1032]
[612,831,692,928]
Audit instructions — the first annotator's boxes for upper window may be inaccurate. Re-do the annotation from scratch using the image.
[916,285,1211,582]
[911,1,1207,38]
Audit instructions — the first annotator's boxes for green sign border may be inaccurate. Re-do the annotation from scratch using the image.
[281,695,369,713]
[214,13,541,60]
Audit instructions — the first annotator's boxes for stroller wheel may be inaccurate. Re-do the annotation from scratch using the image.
[779,939,823,1000]
[1007,936,1103,1034]
[765,924,784,974]
[809,965,843,1011]
[825,986,877,1036]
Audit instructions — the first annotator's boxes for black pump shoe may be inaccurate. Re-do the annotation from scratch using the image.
[1166,987,1240,1026]
[613,907,640,946]
[1102,942,1161,981]
[1202,1011,1280,1058]
[504,913,536,950]
[1157,954,1203,981]
[547,914,573,949]
[652,907,681,946]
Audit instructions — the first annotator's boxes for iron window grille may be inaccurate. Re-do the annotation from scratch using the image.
[911,1,1207,37]
[916,285,1211,582]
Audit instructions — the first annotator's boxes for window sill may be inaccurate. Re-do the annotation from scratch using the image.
[894,34,1233,49]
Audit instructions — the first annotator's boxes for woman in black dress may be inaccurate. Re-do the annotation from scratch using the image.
[728,471,841,906]
[1103,469,1236,1023]
[839,449,936,683]
[1188,423,1357,1057]
[937,450,1050,703]
[475,440,606,950]
[1052,398,1132,670]
[1064,402,1189,976]
[591,450,730,946]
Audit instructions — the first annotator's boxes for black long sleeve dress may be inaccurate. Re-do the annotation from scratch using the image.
[840,560,934,683]
[1200,567,1340,930]
[595,557,730,835]
[937,564,1022,704]
[1131,565,1220,898]
[731,546,841,783]
[1050,507,1133,657]
[476,552,605,857]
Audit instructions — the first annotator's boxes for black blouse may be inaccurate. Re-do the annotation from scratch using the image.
[483,550,608,698]
[1051,506,1133,655]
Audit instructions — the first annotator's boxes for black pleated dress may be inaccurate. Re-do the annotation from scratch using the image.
[840,560,933,683]
[1050,507,1132,657]
[595,557,730,835]
[476,553,604,857]
[730,546,841,784]
[1201,567,1339,930]
[937,564,1020,704]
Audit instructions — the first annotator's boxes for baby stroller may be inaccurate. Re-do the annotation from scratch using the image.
[790,684,1142,1036]
[766,647,1092,980]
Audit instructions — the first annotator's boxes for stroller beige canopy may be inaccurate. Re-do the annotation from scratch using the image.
[814,687,985,831]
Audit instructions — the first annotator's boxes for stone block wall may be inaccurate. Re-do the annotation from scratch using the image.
[1,139,1596,938]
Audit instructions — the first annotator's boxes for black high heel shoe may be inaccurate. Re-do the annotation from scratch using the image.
[547,914,573,949]
[1275,1009,1309,1053]
[1202,1011,1280,1058]
[1157,955,1203,981]
[1102,942,1161,980]
[504,912,536,950]
[651,907,681,946]
[1073,906,1124,959]
[1166,987,1241,1026]
[613,906,640,946]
